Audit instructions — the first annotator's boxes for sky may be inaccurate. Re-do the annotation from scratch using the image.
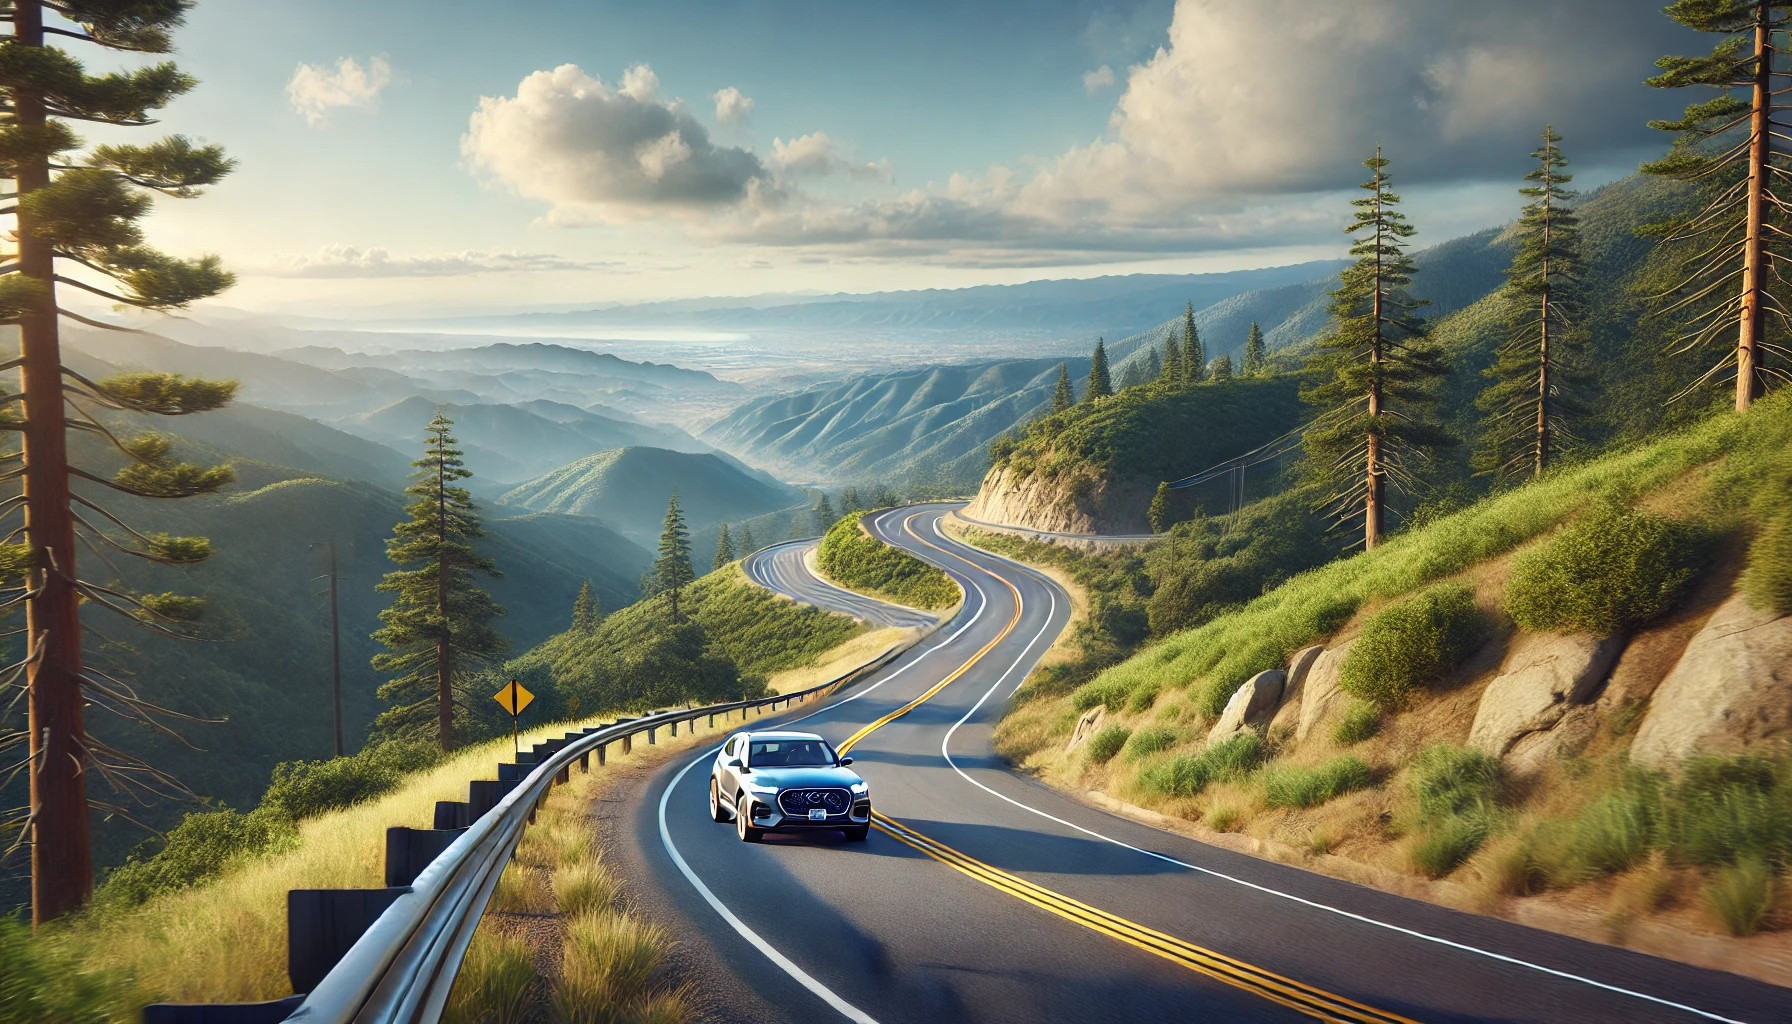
[107,0,1704,315]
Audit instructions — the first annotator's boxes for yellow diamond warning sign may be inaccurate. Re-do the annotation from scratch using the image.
[494,679,534,717]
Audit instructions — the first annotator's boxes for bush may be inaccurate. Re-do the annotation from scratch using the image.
[1331,701,1381,746]
[1340,584,1484,710]
[1504,504,1703,632]
[1086,725,1131,764]
[1742,514,1792,615]
[553,912,669,1024]
[1136,732,1266,799]
[1663,755,1792,869]
[0,916,138,1023]
[1123,727,1177,761]
[1704,856,1776,937]
[1533,789,1660,885]
[445,926,535,1024]
[261,741,442,821]
[1260,757,1374,809]
[1413,814,1493,878]
[97,805,296,908]
[1411,746,1503,821]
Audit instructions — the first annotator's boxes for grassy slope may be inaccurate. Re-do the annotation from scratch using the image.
[991,391,1792,954]
[816,510,960,610]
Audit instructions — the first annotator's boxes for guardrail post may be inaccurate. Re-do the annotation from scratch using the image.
[708,711,715,728]
[468,779,516,818]
[596,742,607,767]
[622,734,633,754]
[670,718,678,737]
[556,763,570,784]
[287,887,410,994]
[647,725,656,745]
[433,801,471,830]
[142,996,305,1023]
[385,826,468,887]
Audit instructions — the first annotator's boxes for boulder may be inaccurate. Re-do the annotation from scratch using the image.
[1295,640,1356,741]
[1066,705,1106,752]
[1209,669,1286,744]
[1267,644,1326,737]
[1468,632,1622,760]
[1631,593,1792,767]
[1506,705,1601,775]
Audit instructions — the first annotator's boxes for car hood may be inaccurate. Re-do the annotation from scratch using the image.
[746,765,862,789]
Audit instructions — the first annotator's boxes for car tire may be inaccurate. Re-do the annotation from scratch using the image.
[845,824,869,842]
[735,794,763,843]
[709,778,730,822]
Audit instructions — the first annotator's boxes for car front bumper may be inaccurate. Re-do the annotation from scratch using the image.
[748,795,872,831]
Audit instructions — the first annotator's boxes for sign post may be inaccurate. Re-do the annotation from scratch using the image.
[493,679,535,757]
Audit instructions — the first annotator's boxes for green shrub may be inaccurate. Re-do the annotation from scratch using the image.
[1704,856,1776,937]
[1534,789,1660,884]
[1411,746,1503,821]
[1071,677,1130,713]
[1123,727,1177,761]
[1086,725,1131,764]
[1260,757,1374,809]
[1504,504,1703,632]
[1340,584,1484,710]
[1136,732,1266,799]
[445,925,536,1024]
[1331,701,1381,746]
[97,806,297,908]
[261,741,442,821]
[1413,813,1493,878]
[0,916,139,1023]
[816,511,958,609]
[1663,756,1792,868]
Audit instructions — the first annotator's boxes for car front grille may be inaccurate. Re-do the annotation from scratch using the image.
[778,787,850,816]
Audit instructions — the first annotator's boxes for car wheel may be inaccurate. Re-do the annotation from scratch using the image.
[735,794,763,843]
[709,777,730,822]
[844,824,869,842]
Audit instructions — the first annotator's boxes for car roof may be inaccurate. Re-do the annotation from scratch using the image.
[742,731,826,742]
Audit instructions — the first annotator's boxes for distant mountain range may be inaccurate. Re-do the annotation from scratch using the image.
[498,446,808,548]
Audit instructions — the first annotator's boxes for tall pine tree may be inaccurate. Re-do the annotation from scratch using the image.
[1052,362,1074,412]
[1160,332,1182,386]
[645,494,697,620]
[3,0,241,922]
[1643,0,1790,409]
[1242,322,1267,376]
[1147,481,1173,533]
[813,492,836,533]
[1301,149,1449,551]
[571,581,601,632]
[1146,347,1163,380]
[738,522,756,553]
[1210,354,1234,381]
[1475,127,1587,484]
[1085,338,1114,401]
[713,523,736,570]
[372,413,506,752]
[1183,303,1206,383]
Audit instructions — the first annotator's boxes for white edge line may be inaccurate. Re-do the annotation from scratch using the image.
[926,523,1752,1024]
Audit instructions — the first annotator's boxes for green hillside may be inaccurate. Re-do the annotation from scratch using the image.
[498,446,806,547]
[502,563,863,726]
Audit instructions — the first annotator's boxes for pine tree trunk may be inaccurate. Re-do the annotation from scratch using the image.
[16,0,93,924]
[1737,0,1771,412]
[1538,149,1553,478]
[435,445,452,751]
[1365,164,1385,552]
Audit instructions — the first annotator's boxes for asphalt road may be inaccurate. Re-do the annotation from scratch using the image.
[617,504,1790,1024]
[742,539,940,629]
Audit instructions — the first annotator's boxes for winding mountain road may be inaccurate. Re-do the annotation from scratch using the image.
[742,539,939,629]
[612,504,1788,1024]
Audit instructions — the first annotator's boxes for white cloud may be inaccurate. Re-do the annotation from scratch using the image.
[770,132,890,181]
[461,64,771,223]
[713,85,754,125]
[1082,65,1116,93]
[286,56,393,128]
[264,245,616,278]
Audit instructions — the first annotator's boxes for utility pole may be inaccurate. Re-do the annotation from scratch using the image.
[312,542,345,757]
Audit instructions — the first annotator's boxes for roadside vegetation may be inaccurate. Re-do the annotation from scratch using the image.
[816,510,960,610]
[986,390,1792,957]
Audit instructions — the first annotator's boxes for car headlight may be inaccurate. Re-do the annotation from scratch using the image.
[746,782,780,796]
[849,780,869,795]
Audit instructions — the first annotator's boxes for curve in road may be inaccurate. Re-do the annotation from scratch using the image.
[742,539,939,630]
[620,504,1784,1024]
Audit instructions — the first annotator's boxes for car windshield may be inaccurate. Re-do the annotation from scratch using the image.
[747,738,838,768]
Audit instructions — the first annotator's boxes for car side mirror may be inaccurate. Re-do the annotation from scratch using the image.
[725,757,743,769]
[839,757,854,766]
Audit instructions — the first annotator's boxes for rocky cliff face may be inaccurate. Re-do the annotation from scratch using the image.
[962,462,1156,535]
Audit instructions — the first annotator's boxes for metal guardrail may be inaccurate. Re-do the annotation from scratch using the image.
[145,646,905,1024]
[284,650,902,1024]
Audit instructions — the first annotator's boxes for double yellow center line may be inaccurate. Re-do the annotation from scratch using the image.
[837,510,1420,1024]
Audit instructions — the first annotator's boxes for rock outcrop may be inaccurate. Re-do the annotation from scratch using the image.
[1295,640,1356,741]
[963,463,1154,535]
[1066,705,1106,752]
[1208,670,1286,744]
[1468,632,1621,762]
[1631,593,1792,766]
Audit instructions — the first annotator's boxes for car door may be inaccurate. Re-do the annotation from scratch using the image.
[716,734,744,794]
